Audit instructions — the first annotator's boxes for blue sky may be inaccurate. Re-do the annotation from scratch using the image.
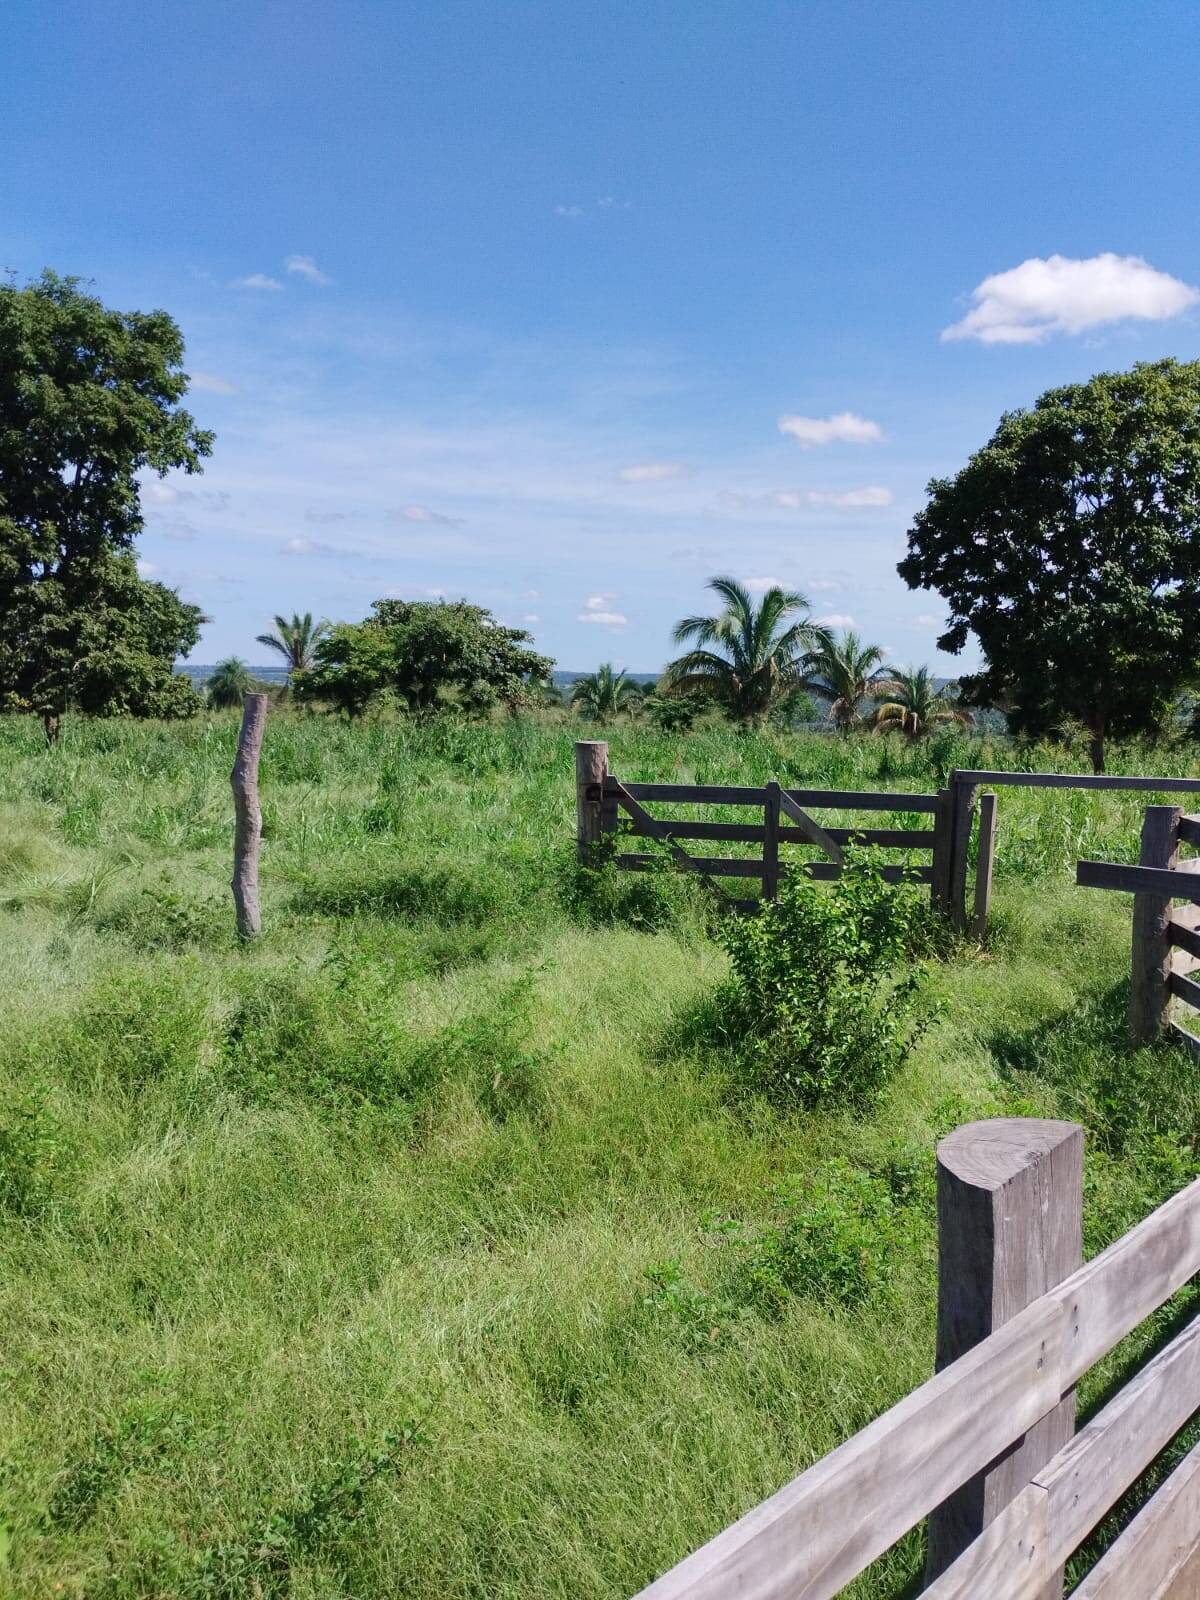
[4,0,1200,671]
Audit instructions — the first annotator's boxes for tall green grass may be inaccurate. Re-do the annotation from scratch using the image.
[0,709,1195,1596]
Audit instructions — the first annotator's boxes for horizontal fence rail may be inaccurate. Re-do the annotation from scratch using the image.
[632,1125,1200,1600]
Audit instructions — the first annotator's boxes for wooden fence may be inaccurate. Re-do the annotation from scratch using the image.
[1077,803,1200,1055]
[575,743,998,933]
[630,1116,1200,1600]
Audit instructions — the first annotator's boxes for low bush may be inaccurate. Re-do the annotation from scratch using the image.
[0,1081,63,1217]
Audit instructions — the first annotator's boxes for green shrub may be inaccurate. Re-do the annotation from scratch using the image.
[702,850,933,1105]
[0,1082,62,1217]
[558,839,708,932]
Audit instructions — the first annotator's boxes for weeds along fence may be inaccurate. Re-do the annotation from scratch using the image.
[632,1116,1200,1600]
[1077,802,1200,1056]
[574,742,998,933]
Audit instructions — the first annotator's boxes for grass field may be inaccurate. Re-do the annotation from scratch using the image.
[0,710,1197,1598]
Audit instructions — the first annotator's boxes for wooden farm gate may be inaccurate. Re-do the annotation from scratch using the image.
[574,742,998,933]
[629,1116,1200,1600]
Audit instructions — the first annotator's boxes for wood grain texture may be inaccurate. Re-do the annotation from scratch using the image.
[955,771,1200,794]
[1076,860,1200,901]
[1167,969,1200,1010]
[948,773,979,931]
[1130,808,1182,1043]
[925,1120,1083,1594]
[1168,917,1200,961]
[971,792,997,941]
[574,741,608,858]
[778,790,844,863]
[231,693,268,938]
[1072,1436,1200,1600]
[1168,1020,1200,1062]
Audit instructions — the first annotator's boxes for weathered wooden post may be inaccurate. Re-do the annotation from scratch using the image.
[762,781,782,901]
[948,770,979,931]
[575,740,608,860]
[1129,805,1181,1044]
[931,786,953,916]
[925,1117,1084,1595]
[970,791,997,941]
[231,692,269,938]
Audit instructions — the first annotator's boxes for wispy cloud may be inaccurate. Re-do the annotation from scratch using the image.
[808,485,893,508]
[189,371,238,395]
[231,273,284,292]
[618,460,687,483]
[578,593,628,626]
[285,253,333,286]
[942,253,1200,344]
[554,204,585,217]
[815,612,854,628]
[778,412,883,447]
[741,576,786,593]
[719,485,892,511]
[282,536,335,555]
[916,613,938,626]
[393,503,462,526]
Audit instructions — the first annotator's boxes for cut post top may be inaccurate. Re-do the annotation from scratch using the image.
[937,1118,1083,1191]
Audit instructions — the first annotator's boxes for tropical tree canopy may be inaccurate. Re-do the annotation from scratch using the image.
[870,667,972,740]
[802,628,889,731]
[0,271,211,738]
[255,612,329,675]
[663,576,821,723]
[898,358,1200,772]
[570,663,636,719]
[293,598,554,717]
[207,657,259,709]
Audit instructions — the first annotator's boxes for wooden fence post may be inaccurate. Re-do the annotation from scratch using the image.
[948,771,979,931]
[763,781,781,901]
[575,740,608,860]
[231,692,269,938]
[931,786,953,915]
[925,1117,1084,1595]
[1130,805,1181,1044]
[970,791,997,941]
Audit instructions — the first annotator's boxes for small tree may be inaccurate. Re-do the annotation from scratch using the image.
[898,359,1200,772]
[255,612,329,677]
[870,667,971,741]
[570,663,636,719]
[294,598,553,716]
[0,272,212,739]
[664,576,821,724]
[802,628,890,732]
[207,658,259,709]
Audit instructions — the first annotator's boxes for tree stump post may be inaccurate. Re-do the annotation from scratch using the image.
[575,740,608,861]
[1130,805,1181,1044]
[924,1117,1084,1595]
[231,693,269,938]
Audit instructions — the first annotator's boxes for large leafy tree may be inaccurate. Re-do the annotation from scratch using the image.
[294,598,554,716]
[802,627,890,732]
[898,359,1200,772]
[570,663,636,719]
[0,271,212,739]
[255,611,329,676]
[870,667,972,741]
[664,575,821,724]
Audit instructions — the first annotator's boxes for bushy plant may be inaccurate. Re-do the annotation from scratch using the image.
[0,1081,62,1217]
[706,850,932,1105]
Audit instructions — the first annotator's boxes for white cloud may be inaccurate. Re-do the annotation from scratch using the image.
[285,253,333,286]
[815,612,855,628]
[578,610,628,626]
[190,371,237,395]
[555,204,584,217]
[143,481,178,505]
[282,536,334,555]
[741,576,786,592]
[778,411,883,447]
[916,613,938,626]
[618,460,687,483]
[394,503,461,526]
[583,593,616,610]
[808,485,894,508]
[942,253,1200,344]
[231,273,284,291]
[810,579,839,592]
[522,612,540,623]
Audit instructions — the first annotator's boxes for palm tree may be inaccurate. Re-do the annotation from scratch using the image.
[570,663,636,719]
[663,576,820,723]
[802,628,890,733]
[870,667,973,741]
[207,657,259,709]
[255,612,329,677]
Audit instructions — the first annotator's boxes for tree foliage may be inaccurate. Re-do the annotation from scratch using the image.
[898,359,1200,771]
[802,628,889,732]
[570,663,636,719]
[664,576,821,723]
[207,658,260,709]
[255,612,329,675]
[870,667,971,741]
[293,598,554,716]
[0,271,211,737]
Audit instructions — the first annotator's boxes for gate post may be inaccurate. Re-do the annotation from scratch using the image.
[970,791,998,941]
[763,781,781,901]
[931,786,953,916]
[1130,805,1181,1044]
[948,770,979,931]
[925,1118,1083,1595]
[575,740,608,860]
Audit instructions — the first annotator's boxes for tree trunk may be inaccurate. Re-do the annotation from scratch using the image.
[42,712,60,745]
[1088,716,1106,775]
[231,693,269,938]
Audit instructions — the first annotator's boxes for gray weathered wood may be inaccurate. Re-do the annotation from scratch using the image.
[608,781,722,893]
[231,692,268,938]
[575,741,608,858]
[1168,917,1200,960]
[954,770,1200,794]
[633,1172,1200,1600]
[610,818,933,848]
[925,1312,1200,1600]
[1130,808,1182,1043]
[611,780,940,811]
[778,790,844,863]
[948,772,979,931]
[970,792,997,941]
[931,786,953,914]
[617,854,765,878]
[925,1119,1083,1594]
[1168,1020,1200,1061]
[1076,859,1200,901]
[1176,813,1200,848]
[1160,1537,1200,1600]
[1168,968,1200,1010]
[762,782,781,900]
[1060,1421,1200,1599]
